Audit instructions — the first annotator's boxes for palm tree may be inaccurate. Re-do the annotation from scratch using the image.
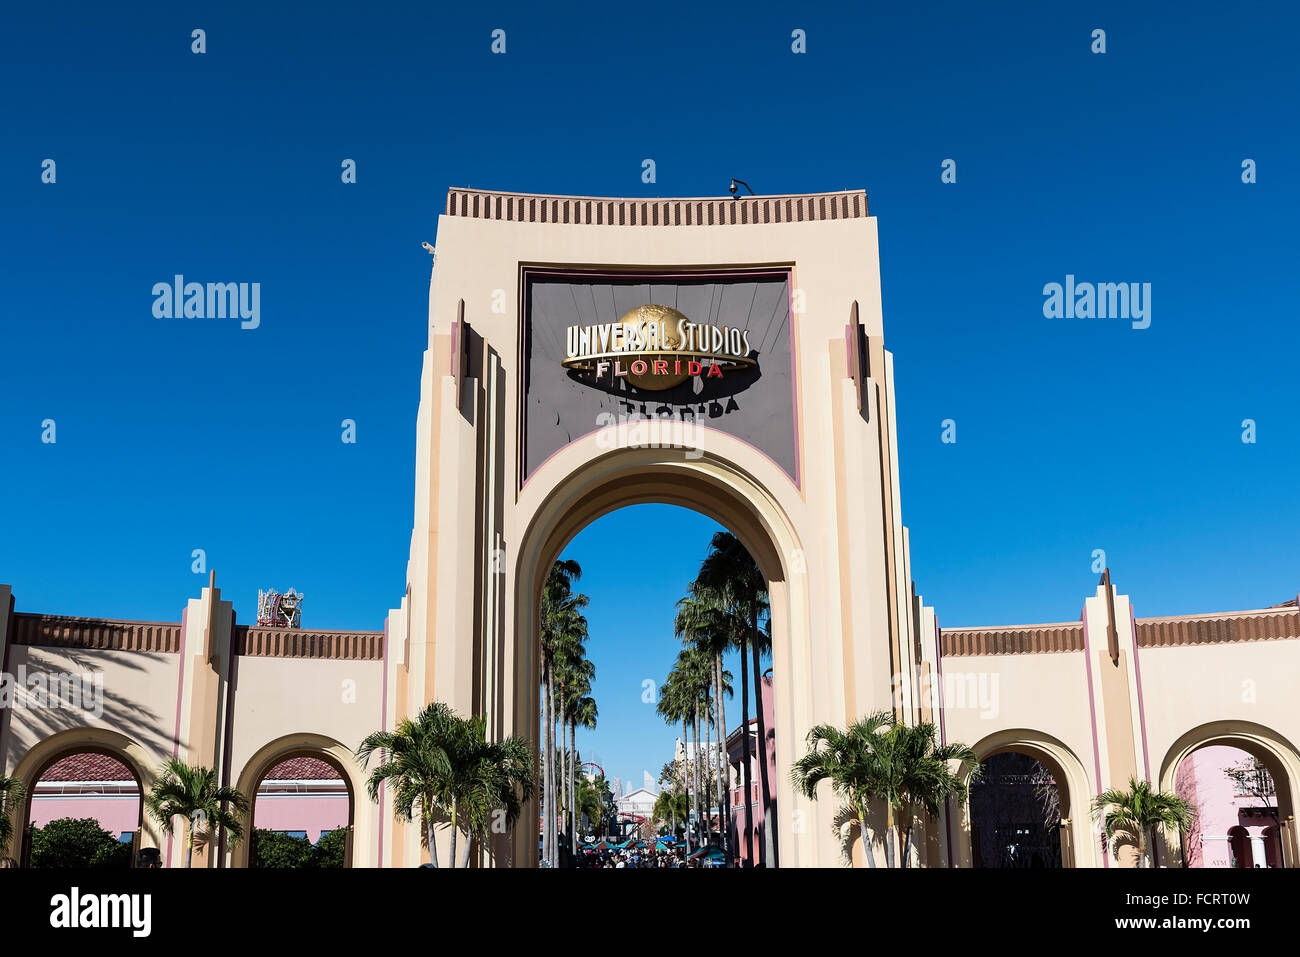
[592,773,617,836]
[695,531,772,865]
[358,701,535,867]
[576,775,605,834]
[878,718,978,866]
[538,558,586,867]
[357,700,458,867]
[568,694,598,852]
[791,714,890,867]
[556,641,595,859]
[675,590,734,857]
[145,759,249,868]
[0,776,25,857]
[653,788,688,837]
[664,646,715,850]
[443,712,535,867]
[1091,776,1195,868]
[792,711,978,868]
[656,670,693,853]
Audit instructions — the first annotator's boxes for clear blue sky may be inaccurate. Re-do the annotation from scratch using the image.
[2,3,1297,781]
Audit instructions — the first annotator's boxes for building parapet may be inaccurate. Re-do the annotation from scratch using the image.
[444,187,868,227]
[234,626,384,660]
[1135,606,1299,649]
[940,621,1085,657]
[9,613,181,654]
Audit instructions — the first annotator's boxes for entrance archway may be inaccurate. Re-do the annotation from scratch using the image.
[957,729,1096,868]
[508,442,813,867]
[533,501,777,870]
[1159,721,1300,868]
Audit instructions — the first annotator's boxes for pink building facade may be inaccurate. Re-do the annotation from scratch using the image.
[28,752,348,854]
[28,753,140,842]
[1176,745,1283,868]
[251,756,350,844]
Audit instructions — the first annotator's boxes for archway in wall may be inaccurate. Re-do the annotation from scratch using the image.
[968,752,1063,868]
[959,730,1094,868]
[232,735,360,868]
[249,754,352,868]
[1162,724,1299,868]
[529,502,779,871]
[23,749,142,868]
[510,450,805,869]
[7,729,159,869]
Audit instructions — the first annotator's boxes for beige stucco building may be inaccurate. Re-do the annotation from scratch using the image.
[2,188,1297,867]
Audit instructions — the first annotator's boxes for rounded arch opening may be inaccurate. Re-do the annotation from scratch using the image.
[1159,721,1300,868]
[968,751,1064,868]
[510,445,809,869]
[959,730,1095,868]
[7,728,159,869]
[231,734,362,869]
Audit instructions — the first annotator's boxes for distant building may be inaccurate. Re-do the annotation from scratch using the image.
[1177,746,1283,868]
[727,675,777,867]
[29,753,139,842]
[615,785,658,833]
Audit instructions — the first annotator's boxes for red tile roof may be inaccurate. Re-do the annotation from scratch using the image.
[262,756,343,781]
[40,753,134,782]
[37,754,343,783]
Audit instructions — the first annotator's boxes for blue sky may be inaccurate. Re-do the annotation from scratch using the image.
[2,3,1297,784]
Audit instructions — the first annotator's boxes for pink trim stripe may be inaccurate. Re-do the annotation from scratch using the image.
[378,615,390,867]
[168,604,189,865]
[933,618,954,868]
[1130,605,1152,783]
[1081,602,1108,868]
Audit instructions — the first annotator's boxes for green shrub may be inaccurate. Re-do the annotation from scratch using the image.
[30,817,132,869]
[251,828,312,868]
[307,828,347,868]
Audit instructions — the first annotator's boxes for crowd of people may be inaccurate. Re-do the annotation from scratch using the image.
[576,845,703,868]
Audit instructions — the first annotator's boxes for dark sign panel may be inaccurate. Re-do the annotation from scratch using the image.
[521,268,798,485]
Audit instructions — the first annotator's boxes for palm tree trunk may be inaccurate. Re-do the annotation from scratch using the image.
[449,802,459,867]
[704,697,715,846]
[683,718,693,855]
[425,797,440,868]
[739,640,754,867]
[569,720,577,857]
[858,801,877,868]
[696,707,707,847]
[459,819,473,869]
[556,712,561,858]
[751,619,774,867]
[542,662,554,867]
[541,671,548,866]
[715,652,733,864]
[883,803,897,868]
[717,655,728,858]
[553,706,562,866]
[186,828,194,869]
[901,805,913,868]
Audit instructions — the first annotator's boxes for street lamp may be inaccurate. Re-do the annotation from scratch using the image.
[728,178,755,199]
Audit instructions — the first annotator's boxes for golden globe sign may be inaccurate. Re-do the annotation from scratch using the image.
[562,303,757,391]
